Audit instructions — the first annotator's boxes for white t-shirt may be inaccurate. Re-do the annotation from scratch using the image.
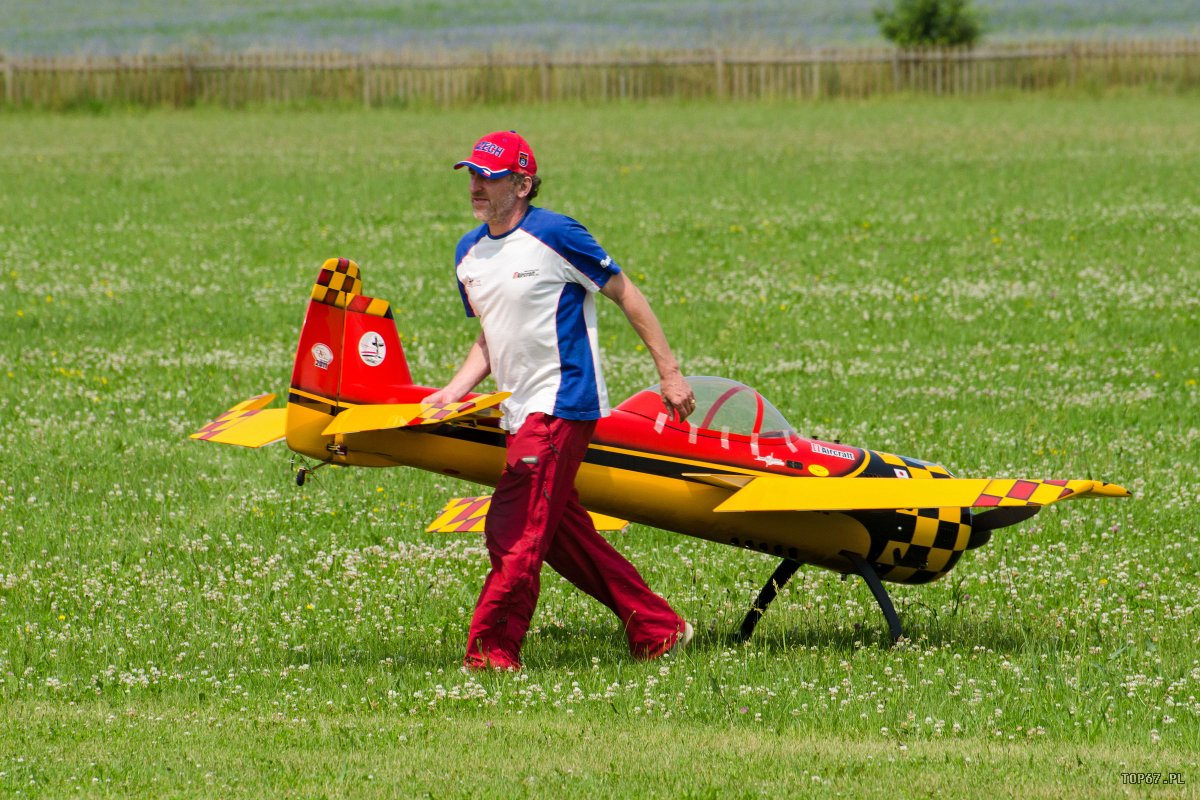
[455,206,620,432]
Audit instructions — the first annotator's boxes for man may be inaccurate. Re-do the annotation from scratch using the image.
[425,130,695,670]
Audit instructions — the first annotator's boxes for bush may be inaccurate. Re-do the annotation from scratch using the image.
[874,0,984,47]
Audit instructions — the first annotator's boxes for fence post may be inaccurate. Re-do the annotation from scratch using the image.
[2,56,12,106]
[713,48,725,99]
[183,54,195,107]
[361,55,371,108]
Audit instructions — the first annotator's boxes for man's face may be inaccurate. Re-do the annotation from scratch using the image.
[469,170,527,227]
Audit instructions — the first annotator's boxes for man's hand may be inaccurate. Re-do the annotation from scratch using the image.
[660,371,695,422]
[421,388,462,406]
[424,330,492,407]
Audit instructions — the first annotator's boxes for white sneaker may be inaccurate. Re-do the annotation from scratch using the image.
[666,621,694,657]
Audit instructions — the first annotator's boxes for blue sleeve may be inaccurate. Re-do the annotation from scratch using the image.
[456,279,475,317]
[525,208,622,289]
[455,228,485,318]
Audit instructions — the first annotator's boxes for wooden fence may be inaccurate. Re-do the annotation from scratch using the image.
[3,40,1199,109]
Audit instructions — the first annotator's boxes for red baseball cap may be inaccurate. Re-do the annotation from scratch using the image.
[453,131,537,178]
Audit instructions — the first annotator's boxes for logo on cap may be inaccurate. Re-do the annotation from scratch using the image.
[454,131,537,177]
[477,141,505,158]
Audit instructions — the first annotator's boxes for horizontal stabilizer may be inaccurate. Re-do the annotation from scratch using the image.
[427,496,628,534]
[321,392,510,436]
[190,394,287,448]
[714,476,1130,513]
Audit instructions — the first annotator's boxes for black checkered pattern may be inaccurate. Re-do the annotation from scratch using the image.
[857,505,972,585]
[311,257,361,308]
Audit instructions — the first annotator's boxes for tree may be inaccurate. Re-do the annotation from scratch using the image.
[874,0,984,48]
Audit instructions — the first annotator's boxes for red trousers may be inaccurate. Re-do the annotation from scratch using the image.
[464,413,684,669]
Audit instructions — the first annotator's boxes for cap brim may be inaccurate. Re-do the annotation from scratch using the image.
[454,160,511,178]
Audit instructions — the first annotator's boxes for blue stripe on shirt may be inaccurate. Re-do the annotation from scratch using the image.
[454,224,489,317]
[553,283,600,419]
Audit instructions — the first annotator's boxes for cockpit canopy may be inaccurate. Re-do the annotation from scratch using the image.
[618,376,796,438]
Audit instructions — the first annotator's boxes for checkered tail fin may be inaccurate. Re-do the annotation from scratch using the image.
[290,257,418,407]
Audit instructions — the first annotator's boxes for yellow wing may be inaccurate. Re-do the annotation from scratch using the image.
[322,392,511,436]
[190,394,287,448]
[427,496,628,534]
[714,476,1130,513]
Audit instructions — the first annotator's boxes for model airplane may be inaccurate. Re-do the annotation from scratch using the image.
[192,258,1130,642]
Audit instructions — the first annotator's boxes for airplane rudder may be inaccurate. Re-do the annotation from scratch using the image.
[287,258,361,459]
[290,256,417,406]
[340,292,417,403]
[291,259,357,401]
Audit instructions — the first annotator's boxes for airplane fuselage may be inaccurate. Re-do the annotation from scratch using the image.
[286,384,979,587]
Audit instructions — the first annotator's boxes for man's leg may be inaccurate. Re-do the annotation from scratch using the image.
[464,414,593,670]
[545,494,685,658]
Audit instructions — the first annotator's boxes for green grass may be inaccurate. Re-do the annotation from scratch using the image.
[1,94,1198,797]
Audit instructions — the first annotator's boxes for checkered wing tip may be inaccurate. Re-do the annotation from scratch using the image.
[426,496,628,534]
[190,394,287,448]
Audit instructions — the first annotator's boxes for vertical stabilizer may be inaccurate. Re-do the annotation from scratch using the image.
[291,258,357,404]
[339,292,414,403]
[287,258,419,458]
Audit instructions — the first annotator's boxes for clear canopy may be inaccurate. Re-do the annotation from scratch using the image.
[643,376,795,437]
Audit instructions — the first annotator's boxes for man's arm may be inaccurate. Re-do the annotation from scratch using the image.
[423,329,491,405]
[600,271,695,421]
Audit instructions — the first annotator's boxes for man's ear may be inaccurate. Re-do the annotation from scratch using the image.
[516,174,534,199]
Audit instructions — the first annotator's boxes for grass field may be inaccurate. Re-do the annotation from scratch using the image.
[1,93,1198,797]
[5,0,1200,55]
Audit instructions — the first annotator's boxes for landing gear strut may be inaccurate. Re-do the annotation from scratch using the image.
[293,459,332,486]
[841,551,904,644]
[736,558,801,642]
[735,551,905,645]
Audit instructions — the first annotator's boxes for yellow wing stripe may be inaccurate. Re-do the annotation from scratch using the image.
[321,392,510,436]
[714,476,1130,513]
[427,496,628,534]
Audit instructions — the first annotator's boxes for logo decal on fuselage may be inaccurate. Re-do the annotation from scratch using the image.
[811,442,855,460]
[359,333,386,367]
[312,343,334,370]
